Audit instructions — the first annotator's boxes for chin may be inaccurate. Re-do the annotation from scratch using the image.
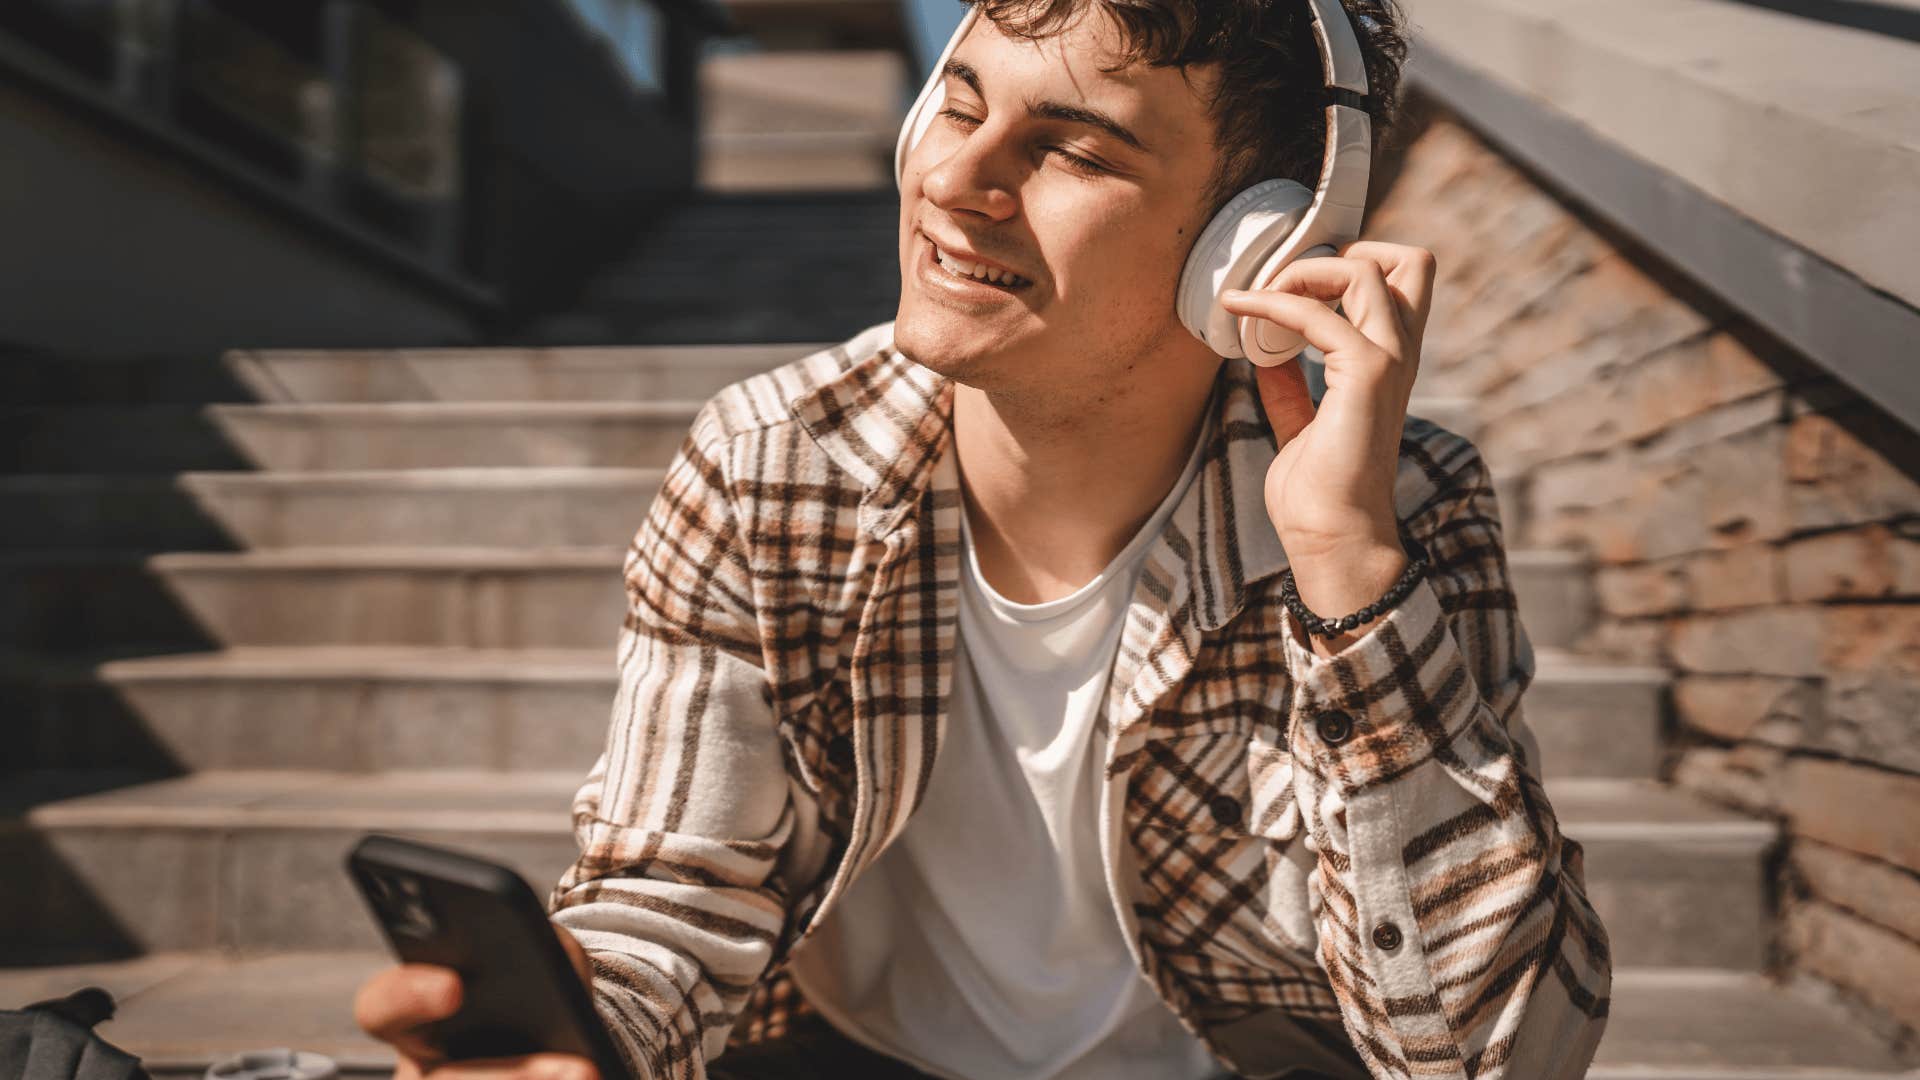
[892,299,1006,384]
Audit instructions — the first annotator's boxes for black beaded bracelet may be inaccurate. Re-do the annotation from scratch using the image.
[1281,536,1431,640]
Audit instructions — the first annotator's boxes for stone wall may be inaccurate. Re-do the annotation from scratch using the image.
[1369,102,1920,1047]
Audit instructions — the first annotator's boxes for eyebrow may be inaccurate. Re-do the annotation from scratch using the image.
[944,59,1150,154]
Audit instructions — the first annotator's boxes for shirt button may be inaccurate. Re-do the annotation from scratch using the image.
[827,733,854,768]
[1315,710,1354,745]
[1209,795,1243,828]
[1372,920,1403,951]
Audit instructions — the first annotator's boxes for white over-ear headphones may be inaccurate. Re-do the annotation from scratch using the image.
[895,0,1371,367]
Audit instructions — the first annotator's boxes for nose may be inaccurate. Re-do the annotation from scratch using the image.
[916,119,1020,224]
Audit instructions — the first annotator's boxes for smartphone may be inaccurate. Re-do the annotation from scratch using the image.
[345,833,627,1078]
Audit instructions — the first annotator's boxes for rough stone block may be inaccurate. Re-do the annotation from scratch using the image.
[1784,897,1920,1032]
[1786,406,1920,532]
[1670,742,1786,819]
[1782,756,1920,875]
[1614,330,1788,447]
[1784,523,1920,601]
[1822,604,1920,676]
[1526,451,1637,516]
[1819,670,1920,775]
[1791,838,1920,945]
[1671,674,1817,744]
[1594,560,1687,618]
[1683,542,1784,610]
[1482,288,1711,421]
[1571,617,1667,667]
[1670,606,1824,676]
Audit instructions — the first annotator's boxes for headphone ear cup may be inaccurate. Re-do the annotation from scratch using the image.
[1239,243,1339,367]
[1176,180,1315,358]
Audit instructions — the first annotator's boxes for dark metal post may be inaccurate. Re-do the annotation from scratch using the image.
[307,0,364,209]
[112,0,180,116]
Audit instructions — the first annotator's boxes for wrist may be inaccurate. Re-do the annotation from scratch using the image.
[1284,537,1426,658]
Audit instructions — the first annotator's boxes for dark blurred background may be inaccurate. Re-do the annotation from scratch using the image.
[1,0,1916,1075]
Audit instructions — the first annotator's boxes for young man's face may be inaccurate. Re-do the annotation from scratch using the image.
[893,9,1226,398]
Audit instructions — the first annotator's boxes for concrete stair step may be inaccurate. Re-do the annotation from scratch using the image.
[228,344,816,404]
[1529,647,1666,779]
[178,469,664,549]
[702,50,906,137]
[527,193,899,346]
[0,350,252,405]
[0,959,1907,1080]
[0,552,215,652]
[10,648,614,774]
[8,645,1663,778]
[0,406,250,473]
[0,475,232,551]
[1511,548,1597,650]
[701,129,896,191]
[1546,778,1774,969]
[206,403,702,472]
[4,770,582,956]
[697,44,905,192]
[5,772,1773,967]
[147,548,624,648]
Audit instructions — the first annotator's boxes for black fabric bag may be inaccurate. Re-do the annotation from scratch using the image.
[0,987,148,1080]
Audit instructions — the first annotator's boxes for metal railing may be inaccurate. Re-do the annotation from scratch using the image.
[0,0,471,278]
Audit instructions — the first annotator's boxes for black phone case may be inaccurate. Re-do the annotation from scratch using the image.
[345,834,627,1078]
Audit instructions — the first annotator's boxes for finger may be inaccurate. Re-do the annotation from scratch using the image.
[1338,241,1438,344]
[1266,256,1408,360]
[1253,357,1315,448]
[354,964,462,1063]
[420,1054,598,1080]
[1219,288,1389,366]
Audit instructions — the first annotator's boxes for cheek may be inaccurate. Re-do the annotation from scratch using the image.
[1040,195,1190,315]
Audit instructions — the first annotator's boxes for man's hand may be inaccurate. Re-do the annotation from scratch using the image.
[1219,242,1438,651]
[353,921,601,1080]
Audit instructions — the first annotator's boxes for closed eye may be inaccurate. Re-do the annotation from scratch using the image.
[1046,146,1107,176]
[937,108,1109,176]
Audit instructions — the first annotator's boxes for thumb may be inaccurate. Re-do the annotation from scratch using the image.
[1253,359,1315,447]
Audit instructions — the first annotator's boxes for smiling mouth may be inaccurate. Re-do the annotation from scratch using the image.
[927,237,1032,290]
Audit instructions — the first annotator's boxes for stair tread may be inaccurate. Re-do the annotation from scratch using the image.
[12,770,1769,839]
[41,643,1653,681]
[208,401,706,418]
[149,547,623,570]
[231,343,828,365]
[83,644,1661,685]
[14,770,582,830]
[94,646,613,682]
[0,955,1908,1074]
[178,467,665,490]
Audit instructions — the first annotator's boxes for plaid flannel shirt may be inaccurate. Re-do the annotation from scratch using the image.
[547,322,1613,1079]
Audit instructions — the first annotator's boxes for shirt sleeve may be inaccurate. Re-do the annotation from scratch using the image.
[547,403,796,1080]
[1276,445,1614,1079]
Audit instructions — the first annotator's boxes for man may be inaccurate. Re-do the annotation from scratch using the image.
[356,0,1614,1076]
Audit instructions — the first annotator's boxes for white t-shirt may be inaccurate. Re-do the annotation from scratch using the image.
[785,422,1223,1080]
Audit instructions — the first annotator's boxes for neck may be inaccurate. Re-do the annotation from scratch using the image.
[955,356,1219,605]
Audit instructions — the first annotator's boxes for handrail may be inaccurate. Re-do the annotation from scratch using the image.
[0,17,498,312]
[1403,0,1920,435]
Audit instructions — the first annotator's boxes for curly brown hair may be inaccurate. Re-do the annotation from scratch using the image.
[972,0,1409,216]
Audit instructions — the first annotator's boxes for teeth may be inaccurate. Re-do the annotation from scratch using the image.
[935,244,1025,286]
